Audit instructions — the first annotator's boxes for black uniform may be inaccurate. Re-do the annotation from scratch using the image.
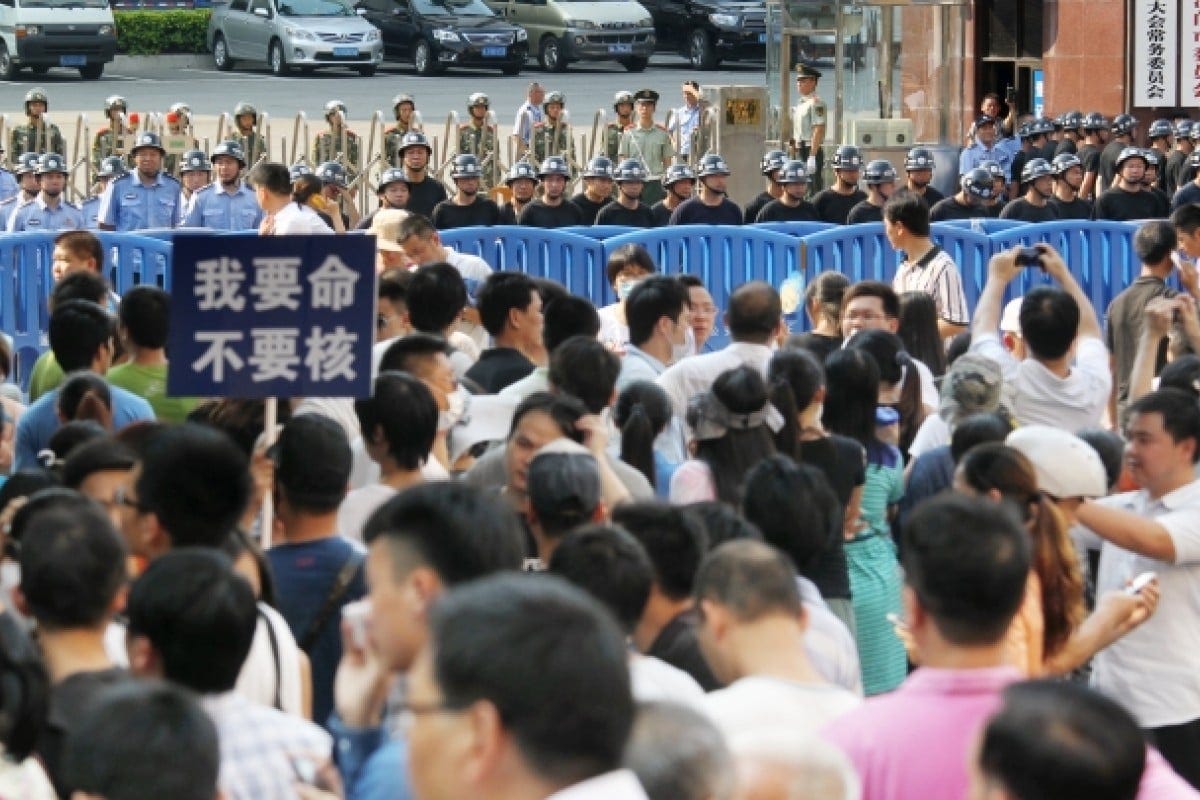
[1147,187,1171,218]
[1097,139,1128,191]
[1048,196,1093,220]
[431,197,501,229]
[650,201,675,227]
[595,201,655,227]
[910,185,945,208]
[812,188,867,225]
[1053,137,1077,158]
[1077,144,1102,176]
[929,196,987,222]
[999,198,1059,222]
[668,197,743,225]
[1042,139,1063,161]
[570,194,609,226]
[1094,187,1164,221]
[406,177,448,220]
[518,199,584,228]
[845,200,884,225]
[498,202,525,225]
[755,199,819,222]
[1165,150,1188,196]
[1010,148,1034,185]
[743,191,775,224]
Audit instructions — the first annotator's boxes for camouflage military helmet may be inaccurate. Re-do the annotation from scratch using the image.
[538,155,571,178]
[377,167,409,191]
[613,90,634,111]
[960,168,995,200]
[14,152,40,176]
[324,99,348,119]
[1148,118,1174,140]
[180,149,212,174]
[776,160,809,185]
[169,102,191,118]
[316,160,349,187]
[506,160,540,186]
[467,93,490,110]
[451,153,484,180]
[760,149,787,176]
[289,162,313,181]
[35,153,68,176]
[392,93,416,112]
[863,159,897,185]
[542,91,566,112]
[831,145,863,170]
[1050,153,1081,175]
[613,158,648,183]
[24,88,48,113]
[663,163,696,187]
[583,155,615,179]
[210,140,247,166]
[697,153,731,178]
[130,132,167,156]
[398,131,433,155]
[1020,157,1053,183]
[104,95,127,114]
[233,102,258,122]
[96,155,128,180]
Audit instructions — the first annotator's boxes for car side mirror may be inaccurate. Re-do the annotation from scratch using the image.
[253,6,271,16]
[356,6,367,13]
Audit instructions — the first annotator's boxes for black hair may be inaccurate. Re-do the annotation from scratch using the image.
[612,381,672,491]
[686,366,778,507]
[533,278,569,310]
[126,548,258,694]
[49,299,112,372]
[356,371,438,472]
[45,421,108,471]
[290,173,323,205]
[804,271,849,330]
[946,331,972,366]
[248,161,291,195]
[544,296,601,354]
[57,371,111,424]
[136,424,253,549]
[823,348,890,465]
[693,539,803,621]
[726,282,782,343]
[18,499,127,630]
[396,213,437,243]
[118,285,170,350]
[841,281,900,321]
[62,681,221,800]
[979,681,1145,800]
[1158,354,1200,397]
[379,332,453,376]
[626,275,688,347]
[0,611,48,763]
[61,437,137,490]
[741,454,840,575]
[54,230,104,275]
[900,493,1030,646]
[1019,287,1080,361]
[898,291,947,376]
[883,190,932,237]
[548,524,653,634]
[549,336,621,415]
[767,348,824,456]
[378,267,412,304]
[846,329,924,456]
[950,412,1014,463]
[507,392,587,445]
[186,398,291,457]
[684,501,763,548]
[363,482,525,586]
[1075,428,1126,490]
[50,270,108,309]
[1171,202,1200,235]
[611,503,709,601]
[478,272,538,337]
[1134,220,1178,265]
[407,263,467,333]
[0,471,61,554]
[429,573,633,785]
[1127,388,1200,463]
[606,243,657,288]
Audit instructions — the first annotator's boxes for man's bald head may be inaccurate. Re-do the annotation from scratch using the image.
[727,281,782,344]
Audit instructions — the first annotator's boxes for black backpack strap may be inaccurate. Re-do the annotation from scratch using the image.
[298,551,364,653]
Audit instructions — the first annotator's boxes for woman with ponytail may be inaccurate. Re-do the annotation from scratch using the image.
[613,381,676,499]
[846,328,928,460]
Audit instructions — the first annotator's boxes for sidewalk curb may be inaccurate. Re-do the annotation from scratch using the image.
[112,54,211,70]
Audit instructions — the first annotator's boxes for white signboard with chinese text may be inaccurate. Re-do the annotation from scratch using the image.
[1133,0,1179,106]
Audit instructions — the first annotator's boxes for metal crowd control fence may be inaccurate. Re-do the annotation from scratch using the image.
[3,220,1149,390]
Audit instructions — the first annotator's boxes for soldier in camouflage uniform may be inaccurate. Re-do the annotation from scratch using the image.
[11,88,65,159]
[92,95,135,171]
[313,99,361,180]
[604,90,635,161]
[383,93,419,167]
[531,91,577,179]
[231,102,269,166]
[163,102,200,177]
[458,93,501,191]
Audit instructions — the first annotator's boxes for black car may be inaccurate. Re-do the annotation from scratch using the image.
[639,0,764,69]
[356,0,528,75]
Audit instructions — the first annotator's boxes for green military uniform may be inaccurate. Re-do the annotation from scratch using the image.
[92,126,135,171]
[11,121,65,159]
[791,65,828,193]
[531,120,577,178]
[234,131,269,166]
[619,123,673,206]
[604,120,632,161]
[458,122,500,190]
[383,123,413,167]
[313,129,362,177]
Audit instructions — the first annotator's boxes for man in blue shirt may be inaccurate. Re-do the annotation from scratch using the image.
[0,146,18,203]
[8,153,83,232]
[14,300,155,471]
[264,414,366,729]
[959,116,1013,185]
[97,132,182,231]
[183,141,263,231]
[81,156,127,230]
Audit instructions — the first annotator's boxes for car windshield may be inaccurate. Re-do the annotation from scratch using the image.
[412,0,495,16]
[276,0,355,16]
[19,0,109,8]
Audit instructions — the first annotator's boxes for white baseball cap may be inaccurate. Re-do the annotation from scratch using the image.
[1006,426,1107,498]
[999,297,1023,334]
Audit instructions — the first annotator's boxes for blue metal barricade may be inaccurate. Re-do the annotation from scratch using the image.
[930,223,993,308]
[0,232,54,389]
[752,221,837,238]
[441,226,606,298]
[560,225,636,240]
[801,223,901,284]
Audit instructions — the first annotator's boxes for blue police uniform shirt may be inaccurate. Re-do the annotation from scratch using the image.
[958,139,1013,180]
[80,196,102,230]
[97,170,183,231]
[183,182,264,231]
[8,196,83,232]
[14,385,155,472]
[0,170,18,203]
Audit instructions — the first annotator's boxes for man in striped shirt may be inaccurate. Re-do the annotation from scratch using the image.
[886,192,969,339]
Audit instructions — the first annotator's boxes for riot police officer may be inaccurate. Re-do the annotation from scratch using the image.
[2,152,41,213]
[1147,119,1174,192]
[812,144,866,224]
[619,89,673,206]
[231,102,269,166]
[1047,153,1092,220]
[313,100,361,177]
[669,152,741,225]
[360,167,410,229]
[0,145,18,203]
[571,155,615,225]
[8,153,82,232]
[1000,157,1058,222]
[432,153,501,229]
[184,141,263,231]
[98,132,183,231]
[1097,113,1136,193]
[518,156,582,228]
[1165,120,1194,196]
[384,93,420,166]
[755,160,818,222]
[179,149,212,211]
[903,147,944,207]
[605,90,635,161]
[531,91,576,177]
[790,65,827,191]
[846,159,897,224]
[316,160,359,229]
[596,158,654,227]
[93,95,135,170]
[650,163,694,226]
[82,156,127,230]
[499,160,538,225]
[745,149,787,224]
[929,168,995,222]
[398,131,447,219]
[458,93,501,191]
[11,88,65,158]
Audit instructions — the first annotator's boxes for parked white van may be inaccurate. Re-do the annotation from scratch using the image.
[0,0,118,80]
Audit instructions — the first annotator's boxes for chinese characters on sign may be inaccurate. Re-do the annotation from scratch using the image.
[1185,0,1200,105]
[168,234,376,399]
[1134,0,1179,106]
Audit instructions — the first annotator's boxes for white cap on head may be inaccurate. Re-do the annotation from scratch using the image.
[1006,426,1107,498]
[1000,297,1023,334]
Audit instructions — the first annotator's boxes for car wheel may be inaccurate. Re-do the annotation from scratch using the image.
[619,56,648,72]
[0,45,20,80]
[414,40,437,75]
[269,39,291,76]
[79,63,103,79]
[539,35,566,72]
[688,28,718,70]
[356,63,377,76]
[213,34,235,71]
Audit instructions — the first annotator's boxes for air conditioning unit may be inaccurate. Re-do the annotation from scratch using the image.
[847,118,914,148]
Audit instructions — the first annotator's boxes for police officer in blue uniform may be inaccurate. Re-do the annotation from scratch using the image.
[0,153,42,221]
[8,153,82,232]
[0,145,18,203]
[183,141,263,231]
[98,132,182,231]
[82,156,127,230]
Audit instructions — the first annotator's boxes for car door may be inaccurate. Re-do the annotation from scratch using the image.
[245,0,276,63]
[222,0,251,57]
[652,0,686,50]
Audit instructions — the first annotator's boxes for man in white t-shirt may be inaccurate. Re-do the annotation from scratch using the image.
[396,214,491,349]
[969,244,1111,430]
[694,540,861,742]
[1076,388,1200,788]
[249,162,334,235]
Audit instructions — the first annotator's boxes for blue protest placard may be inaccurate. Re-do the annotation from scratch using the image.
[167,233,376,399]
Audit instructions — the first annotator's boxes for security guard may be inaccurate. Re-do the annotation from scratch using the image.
[11,88,65,159]
[98,132,183,231]
[231,102,269,166]
[596,158,655,227]
[790,65,827,192]
[745,149,787,224]
[93,95,135,170]
[618,89,673,206]
[383,93,420,166]
[604,90,635,161]
[317,160,360,229]
[531,91,577,176]
[499,160,539,225]
[184,141,263,232]
[313,100,361,177]
[0,154,42,218]
[458,93,501,191]
[398,131,447,220]
[82,156,127,230]
[650,163,695,226]
[8,153,82,232]
[163,102,200,177]
[846,159,897,224]
[179,149,212,212]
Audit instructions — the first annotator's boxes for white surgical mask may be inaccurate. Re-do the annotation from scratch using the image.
[438,387,468,432]
[670,321,692,364]
[616,278,643,302]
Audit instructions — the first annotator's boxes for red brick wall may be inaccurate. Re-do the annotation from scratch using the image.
[1041,0,1127,113]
